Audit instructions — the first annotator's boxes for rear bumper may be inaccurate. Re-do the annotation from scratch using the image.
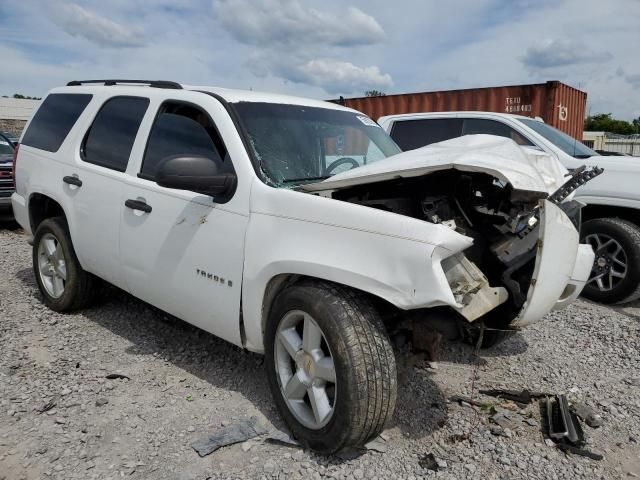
[10,192,30,233]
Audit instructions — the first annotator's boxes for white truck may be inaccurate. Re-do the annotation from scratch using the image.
[12,80,595,452]
[379,112,640,304]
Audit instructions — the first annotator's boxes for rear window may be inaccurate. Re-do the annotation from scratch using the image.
[82,96,149,172]
[390,118,463,151]
[21,93,92,152]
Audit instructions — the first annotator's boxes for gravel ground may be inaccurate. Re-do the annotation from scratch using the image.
[1,223,639,480]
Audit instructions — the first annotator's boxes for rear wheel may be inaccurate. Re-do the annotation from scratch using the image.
[33,217,99,311]
[581,218,640,304]
[265,281,396,453]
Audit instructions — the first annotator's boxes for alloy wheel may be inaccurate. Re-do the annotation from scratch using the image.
[585,233,627,292]
[37,233,67,298]
[274,310,337,429]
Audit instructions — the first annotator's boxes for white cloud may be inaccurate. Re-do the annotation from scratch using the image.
[50,3,146,48]
[294,59,392,94]
[213,0,385,47]
[1,0,638,120]
[211,0,391,95]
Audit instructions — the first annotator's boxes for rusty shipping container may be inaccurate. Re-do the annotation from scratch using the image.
[335,81,586,139]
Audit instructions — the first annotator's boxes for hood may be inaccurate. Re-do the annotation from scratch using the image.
[300,135,568,195]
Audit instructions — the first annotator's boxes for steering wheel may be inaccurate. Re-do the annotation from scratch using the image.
[325,157,359,174]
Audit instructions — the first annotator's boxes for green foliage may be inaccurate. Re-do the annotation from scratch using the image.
[11,93,42,100]
[364,90,386,97]
[584,113,639,135]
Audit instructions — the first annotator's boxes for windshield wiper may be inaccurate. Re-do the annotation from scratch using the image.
[573,154,593,159]
[281,175,331,184]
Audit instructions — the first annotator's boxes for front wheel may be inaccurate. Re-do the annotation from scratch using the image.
[265,281,396,454]
[581,218,640,304]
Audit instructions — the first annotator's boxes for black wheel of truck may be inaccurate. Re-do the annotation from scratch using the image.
[264,281,397,454]
[581,218,640,304]
[33,217,99,312]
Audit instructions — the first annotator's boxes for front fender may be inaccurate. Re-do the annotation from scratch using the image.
[241,181,473,353]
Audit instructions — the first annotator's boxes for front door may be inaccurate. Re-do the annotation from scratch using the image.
[119,99,248,346]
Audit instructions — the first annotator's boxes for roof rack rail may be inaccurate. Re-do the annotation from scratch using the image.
[66,79,182,89]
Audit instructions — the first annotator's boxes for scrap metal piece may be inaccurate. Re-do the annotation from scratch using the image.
[548,166,604,205]
[190,417,267,457]
[556,443,603,461]
[480,388,549,404]
[544,395,584,445]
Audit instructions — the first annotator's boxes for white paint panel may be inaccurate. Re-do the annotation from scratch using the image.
[301,135,568,195]
[241,179,474,353]
[513,200,581,327]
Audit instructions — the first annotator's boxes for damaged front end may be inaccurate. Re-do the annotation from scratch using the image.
[327,164,602,336]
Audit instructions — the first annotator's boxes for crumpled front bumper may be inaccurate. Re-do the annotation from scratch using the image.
[511,200,594,327]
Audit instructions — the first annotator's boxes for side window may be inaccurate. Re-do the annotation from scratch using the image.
[462,118,534,146]
[141,102,233,180]
[390,118,463,151]
[21,93,92,152]
[82,96,149,172]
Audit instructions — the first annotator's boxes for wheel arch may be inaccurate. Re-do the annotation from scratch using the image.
[243,271,402,353]
[581,204,640,228]
[28,192,68,233]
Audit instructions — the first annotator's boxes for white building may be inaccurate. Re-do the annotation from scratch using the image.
[0,97,40,134]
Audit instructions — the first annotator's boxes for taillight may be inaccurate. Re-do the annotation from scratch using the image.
[12,143,19,189]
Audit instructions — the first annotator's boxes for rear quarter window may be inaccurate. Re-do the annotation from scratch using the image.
[21,93,93,152]
[390,118,463,151]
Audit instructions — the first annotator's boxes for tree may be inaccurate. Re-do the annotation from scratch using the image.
[11,93,42,100]
[364,90,386,97]
[584,113,635,135]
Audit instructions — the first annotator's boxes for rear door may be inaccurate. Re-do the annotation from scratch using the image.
[68,95,149,288]
[119,96,249,346]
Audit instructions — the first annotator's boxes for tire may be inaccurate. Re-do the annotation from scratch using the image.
[581,218,640,304]
[32,216,99,312]
[264,281,396,454]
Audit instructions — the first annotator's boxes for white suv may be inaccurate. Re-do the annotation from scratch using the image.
[379,112,640,304]
[12,80,595,453]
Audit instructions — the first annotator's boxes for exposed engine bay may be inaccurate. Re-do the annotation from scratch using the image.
[330,166,603,329]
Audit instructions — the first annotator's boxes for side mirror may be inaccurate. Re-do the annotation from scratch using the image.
[156,155,236,198]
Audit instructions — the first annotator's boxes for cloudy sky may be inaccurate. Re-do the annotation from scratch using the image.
[1,0,638,120]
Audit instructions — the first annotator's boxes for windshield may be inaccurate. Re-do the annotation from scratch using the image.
[518,118,598,158]
[233,102,401,186]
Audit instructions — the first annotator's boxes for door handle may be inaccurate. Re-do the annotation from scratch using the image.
[63,175,82,187]
[125,199,152,213]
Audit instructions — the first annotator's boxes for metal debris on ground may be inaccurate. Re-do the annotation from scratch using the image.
[479,388,549,405]
[190,417,268,457]
[541,395,603,461]
[105,373,130,380]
